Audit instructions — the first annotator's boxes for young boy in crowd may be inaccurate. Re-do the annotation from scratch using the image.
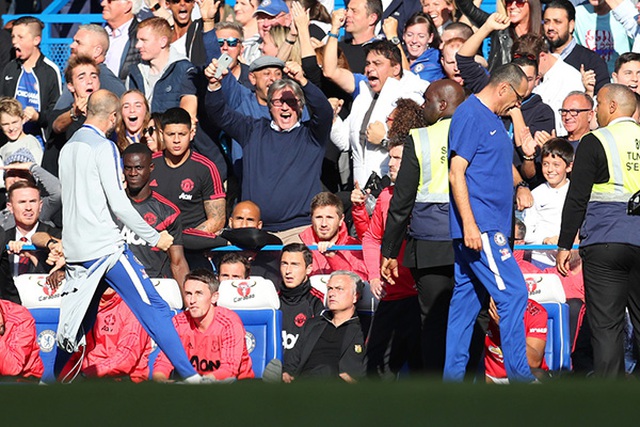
[523,138,574,269]
[0,98,43,165]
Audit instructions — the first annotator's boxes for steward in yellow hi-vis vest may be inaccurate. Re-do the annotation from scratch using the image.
[381,80,466,372]
[557,84,640,378]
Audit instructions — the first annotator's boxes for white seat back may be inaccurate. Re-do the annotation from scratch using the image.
[15,274,63,309]
[152,278,184,311]
[524,273,566,304]
[218,277,280,309]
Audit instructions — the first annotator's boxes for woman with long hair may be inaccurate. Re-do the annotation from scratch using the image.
[116,90,150,153]
[456,0,542,71]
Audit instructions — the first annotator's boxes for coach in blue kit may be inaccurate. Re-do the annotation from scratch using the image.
[445,64,536,383]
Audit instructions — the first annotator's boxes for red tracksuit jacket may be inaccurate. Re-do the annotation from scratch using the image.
[0,299,44,379]
[154,306,254,380]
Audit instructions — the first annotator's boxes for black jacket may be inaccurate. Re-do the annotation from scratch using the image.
[279,279,325,362]
[284,310,366,379]
[0,53,62,137]
[6,223,61,276]
[118,18,141,81]
[185,18,207,67]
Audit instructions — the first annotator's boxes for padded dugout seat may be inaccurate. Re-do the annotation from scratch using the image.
[218,277,282,378]
[525,273,571,372]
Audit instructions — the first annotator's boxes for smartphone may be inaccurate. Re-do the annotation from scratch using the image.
[214,53,233,79]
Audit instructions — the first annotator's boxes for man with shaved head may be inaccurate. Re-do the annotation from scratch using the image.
[53,89,207,384]
[229,201,263,229]
[381,79,466,373]
[557,84,640,378]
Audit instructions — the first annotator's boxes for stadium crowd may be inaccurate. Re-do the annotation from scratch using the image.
[0,0,640,383]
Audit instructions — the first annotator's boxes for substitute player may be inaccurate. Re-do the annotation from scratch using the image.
[54,89,203,383]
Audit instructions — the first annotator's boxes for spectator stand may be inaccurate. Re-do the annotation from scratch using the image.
[2,0,501,78]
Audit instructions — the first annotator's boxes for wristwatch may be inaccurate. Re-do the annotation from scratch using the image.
[516,180,529,189]
[389,36,401,46]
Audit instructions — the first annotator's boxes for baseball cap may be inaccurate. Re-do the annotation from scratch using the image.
[5,148,36,166]
[254,0,289,17]
[249,55,285,73]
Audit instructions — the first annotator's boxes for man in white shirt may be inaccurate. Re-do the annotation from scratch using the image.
[103,0,143,80]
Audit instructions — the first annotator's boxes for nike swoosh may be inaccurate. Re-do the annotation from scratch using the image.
[4,75,13,80]
[490,130,497,135]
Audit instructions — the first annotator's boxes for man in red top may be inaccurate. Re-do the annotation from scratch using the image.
[153,269,254,381]
[485,297,548,384]
[61,288,153,383]
[299,192,367,280]
[0,298,44,380]
[351,137,422,377]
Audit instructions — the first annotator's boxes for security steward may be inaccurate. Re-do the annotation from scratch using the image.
[380,79,467,372]
[557,83,640,378]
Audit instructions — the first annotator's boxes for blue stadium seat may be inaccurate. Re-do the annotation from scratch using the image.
[234,309,283,379]
[29,307,60,382]
[541,302,572,372]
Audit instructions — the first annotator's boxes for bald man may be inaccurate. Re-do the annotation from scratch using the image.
[54,24,126,110]
[381,79,467,373]
[557,84,640,378]
[54,89,205,384]
[229,201,263,230]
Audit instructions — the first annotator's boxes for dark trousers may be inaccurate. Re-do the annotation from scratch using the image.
[412,265,454,373]
[581,243,640,378]
[366,296,422,378]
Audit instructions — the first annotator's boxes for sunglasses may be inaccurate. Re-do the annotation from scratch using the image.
[505,0,527,6]
[270,98,300,108]
[143,126,156,136]
[513,52,537,61]
[559,108,591,117]
[167,0,195,3]
[218,37,240,47]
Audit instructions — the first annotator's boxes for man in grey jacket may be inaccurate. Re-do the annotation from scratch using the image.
[53,89,203,384]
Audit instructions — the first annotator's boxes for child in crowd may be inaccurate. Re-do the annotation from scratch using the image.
[0,97,43,166]
[523,138,574,269]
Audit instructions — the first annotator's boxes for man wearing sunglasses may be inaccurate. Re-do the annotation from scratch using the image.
[167,0,208,67]
[205,58,333,243]
[215,22,252,90]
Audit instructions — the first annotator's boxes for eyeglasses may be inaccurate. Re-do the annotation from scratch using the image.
[559,108,591,117]
[167,0,195,4]
[508,83,525,103]
[513,52,536,61]
[218,37,240,47]
[270,98,300,108]
[505,0,527,6]
[143,126,156,136]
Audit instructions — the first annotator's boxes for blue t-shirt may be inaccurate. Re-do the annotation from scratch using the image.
[15,70,43,148]
[448,95,513,239]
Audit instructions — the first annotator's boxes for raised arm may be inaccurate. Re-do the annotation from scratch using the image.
[323,9,357,94]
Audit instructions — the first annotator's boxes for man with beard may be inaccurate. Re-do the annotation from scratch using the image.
[542,0,609,94]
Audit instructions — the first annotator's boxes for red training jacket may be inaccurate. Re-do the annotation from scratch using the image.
[353,187,417,301]
[0,299,44,379]
[154,306,254,380]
